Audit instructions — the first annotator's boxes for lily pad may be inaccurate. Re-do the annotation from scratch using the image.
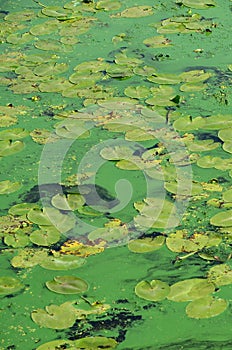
[30,20,59,36]
[0,180,21,194]
[135,280,170,301]
[186,296,227,319]
[51,193,85,211]
[88,226,128,244]
[74,336,118,349]
[124,86,150,99]
[29,226,61,246]
[100,145,134,160]
[39,255,86,270]
[8,203,39,216]
[173,116,205,131]
[31,301,77,329]
[177,0,216,9]
[36,340,74,350]
[46,275,88,294]
[96,1,121,11]
[0,276,24,296]
[113,6,153,18]
[207,264,232,287]
[4,231,30,248]
[0,128,28,140]
[210,210,232,227]
[11,249,48,268]
[143,35,171,48]
[27,207,76,233]
[167,278,215,302]
[0,140,24,157]
[128,236,165,253]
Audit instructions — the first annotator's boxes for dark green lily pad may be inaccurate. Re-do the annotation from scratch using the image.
[186,296,227,319]
[135,280,170,301]
[46,275,88,294]
[0,276,24,296]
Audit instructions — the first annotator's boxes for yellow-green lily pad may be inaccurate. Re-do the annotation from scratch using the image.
[128,236,165,253]
[39,255,86,270]
[0,180,21,194]
[210,209,232,227]
[186,296,227,319]
[29,226,61,246]
[167,278,215,302]
[46,275,88,294]
[0,276,24,296]
[135,280,170,301]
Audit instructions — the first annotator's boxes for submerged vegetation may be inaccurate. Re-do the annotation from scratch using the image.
[0,0,232,349]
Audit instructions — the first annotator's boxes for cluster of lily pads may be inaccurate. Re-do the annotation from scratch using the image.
[0,0,232,348]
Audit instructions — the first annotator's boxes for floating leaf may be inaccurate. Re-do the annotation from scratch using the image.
[173,116,205,131]
[147,73,181,85]
[51,193,85,211]
[0,180,21,194]
[143,35,171,48]
[46,275,88,294]
[100,145,134,160]
[4,10,35,22]
[186,296,227,319]
[135,280,170,301]
[36,340,74,350]
[0,115,18,127]
[180,82,205,92]
[0,128,28,140]
[74,336,117,349]
[40,255,86,270]
[11,249,48,268]
[96,0,121,11]
[177,0,216,10]
[0,276,24,296]
[167,278,215,302]
[59,240,104,257]
[4,231,30,248]
[8,203,39,216]
[31,301,77,329]
[201,115,232,130]
[128,236,165,253]
[207,264,232,287]
[34,62,68,77]
[124,86,150,99]
[88,226,128,244]
[0,140,24,157]
[30,20,59,36]
[210,210,232,227]
[166,232,208,253]
[29,226,61,246]
[113,6,153,18]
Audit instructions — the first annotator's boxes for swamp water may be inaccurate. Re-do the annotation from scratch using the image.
[0,0,232,349]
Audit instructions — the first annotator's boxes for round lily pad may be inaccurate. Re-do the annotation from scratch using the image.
[186,296,228,319]
[4,232,30,248]
[39,255,86,270]
[128,236,165,253]
[167,278,215,302]
[135,280,170,301]
[51,193,85,211]
[8,203,39,216]
[0,276,24,296]
[0,128,28,140]
[114,6,153,18]
[29,226,60,246]
[173,116,205,131]
[207,264,232,287]
[178,0,216,10]
[46,275,88,294]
